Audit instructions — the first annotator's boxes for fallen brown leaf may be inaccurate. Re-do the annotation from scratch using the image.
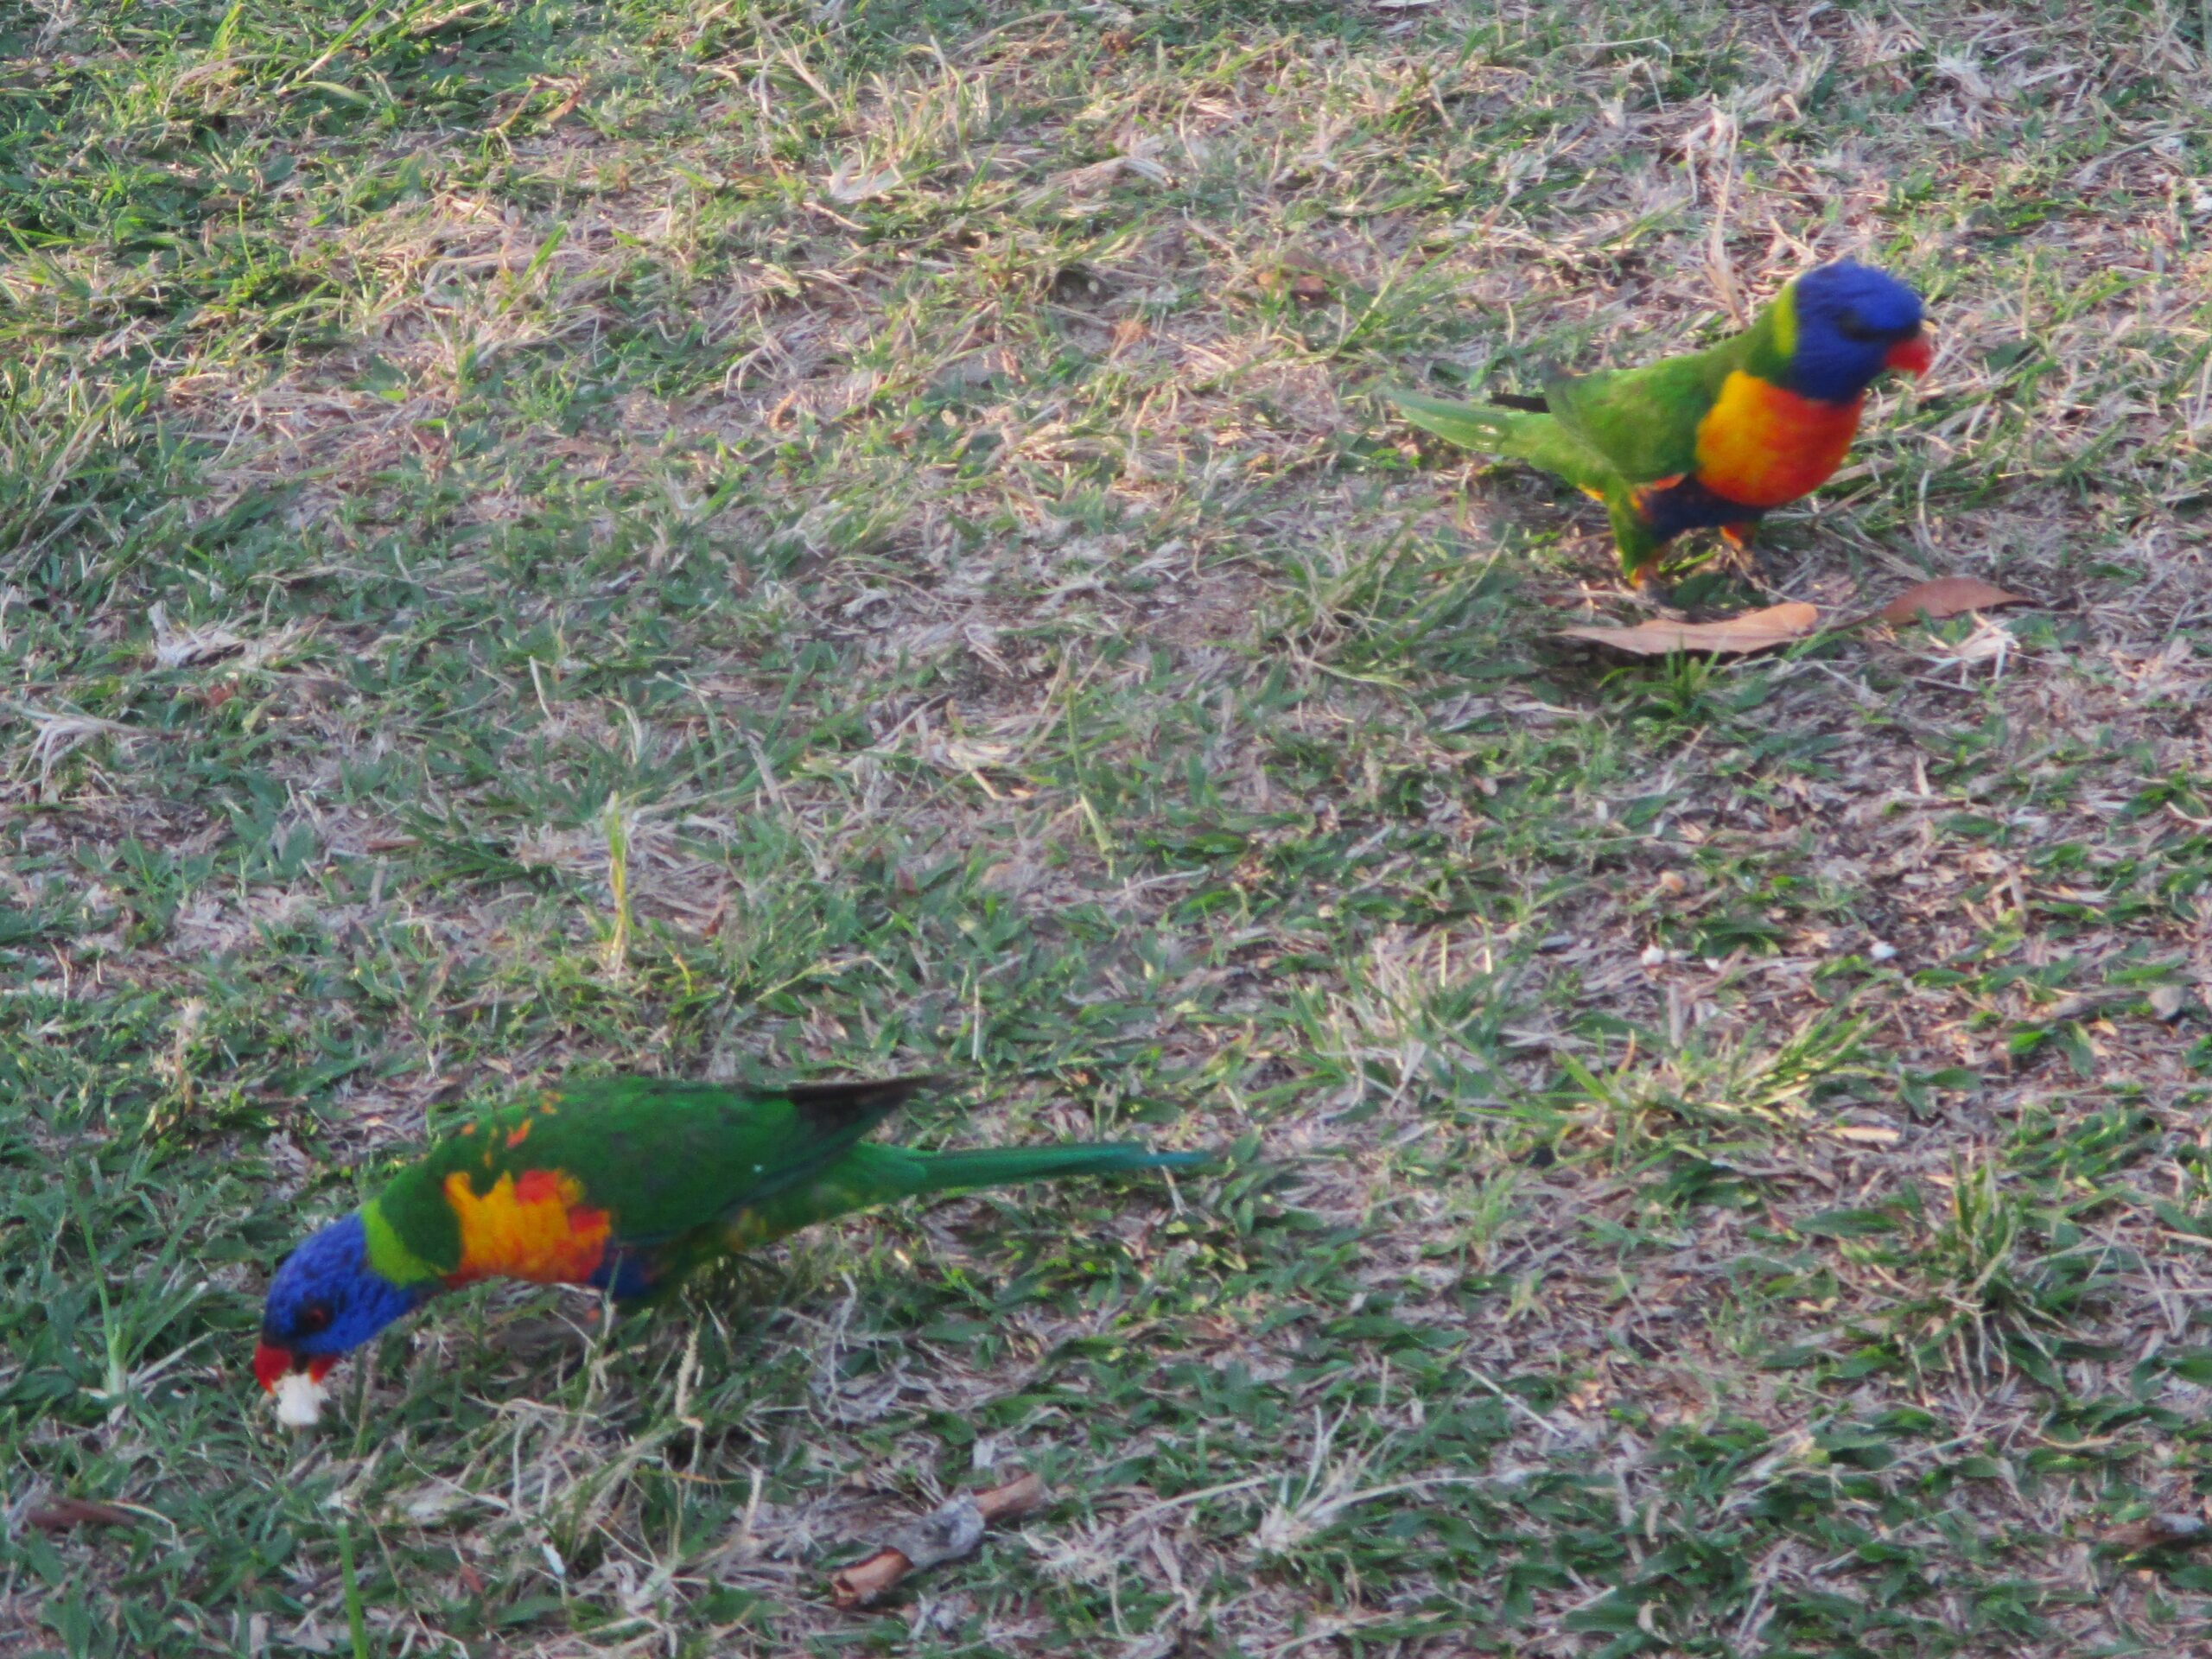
[27,1498,139,1532]
[1556,601,1821,658]
[1872,577,2029,628]
[830,1471,1049,1610]
[2107,1513,2211,1553]
[1258,265,1332,306]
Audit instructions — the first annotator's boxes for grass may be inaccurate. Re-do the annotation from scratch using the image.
[3,0,2212,1652]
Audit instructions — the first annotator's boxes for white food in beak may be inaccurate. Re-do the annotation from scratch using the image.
[273,1369,327,1427]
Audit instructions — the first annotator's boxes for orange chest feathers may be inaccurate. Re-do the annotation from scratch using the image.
[1693,372,1863,509]
[442,1166,612,1286]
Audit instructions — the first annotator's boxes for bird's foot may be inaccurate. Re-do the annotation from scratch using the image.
[1621,568,1681,612]
[1712,529,1789,593]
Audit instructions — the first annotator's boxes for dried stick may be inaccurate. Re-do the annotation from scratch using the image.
[830,1471,1049,1609]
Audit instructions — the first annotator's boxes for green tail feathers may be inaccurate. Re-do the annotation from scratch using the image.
[1386,385,1620,499]
[1386,387,1548,455]
[910,1144,1209,1194]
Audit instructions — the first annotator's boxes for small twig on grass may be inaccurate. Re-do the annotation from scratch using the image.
[829,1470,1048,1609]
[2106,1512,2212,1554]
[26,1497,140,1532]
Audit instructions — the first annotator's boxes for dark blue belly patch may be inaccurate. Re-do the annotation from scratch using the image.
[1633,474,1763,542]
[588,1247,656,1300]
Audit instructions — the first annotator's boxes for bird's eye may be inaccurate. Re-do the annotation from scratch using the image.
[300,1303,333,1335]
[1835,315,1887,345]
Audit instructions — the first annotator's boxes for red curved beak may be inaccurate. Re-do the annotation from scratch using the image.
[253,1340,336,1392]
[1885,330,1934,378]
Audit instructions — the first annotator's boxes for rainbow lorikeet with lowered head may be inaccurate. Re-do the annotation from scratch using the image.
[1389,261,1932,586]
[255,1074,1203,1421]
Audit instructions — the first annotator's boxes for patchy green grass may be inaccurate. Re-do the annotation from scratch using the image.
[5,0,2212,1653]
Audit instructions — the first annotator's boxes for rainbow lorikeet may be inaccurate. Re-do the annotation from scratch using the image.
[1389,261,1932,586]
[254,1075,1202,1416]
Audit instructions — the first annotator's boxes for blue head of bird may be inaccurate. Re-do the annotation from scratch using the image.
[254,1212,428,1392]
[1783,261,1931,401]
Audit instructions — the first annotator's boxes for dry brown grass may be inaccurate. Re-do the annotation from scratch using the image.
[9,0,2212,1653]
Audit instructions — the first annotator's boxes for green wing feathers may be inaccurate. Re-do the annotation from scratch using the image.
[1542,353,1730,483]
[374,1073,944,1258]
[382,1071,1205,1303]
[1390,331,1740,487]
[1386,387,1623,496]
[568,1073,941,1241]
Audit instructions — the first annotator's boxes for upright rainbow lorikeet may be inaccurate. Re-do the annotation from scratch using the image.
[1389,261,1932,586]
[254,1075,1202,1415]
